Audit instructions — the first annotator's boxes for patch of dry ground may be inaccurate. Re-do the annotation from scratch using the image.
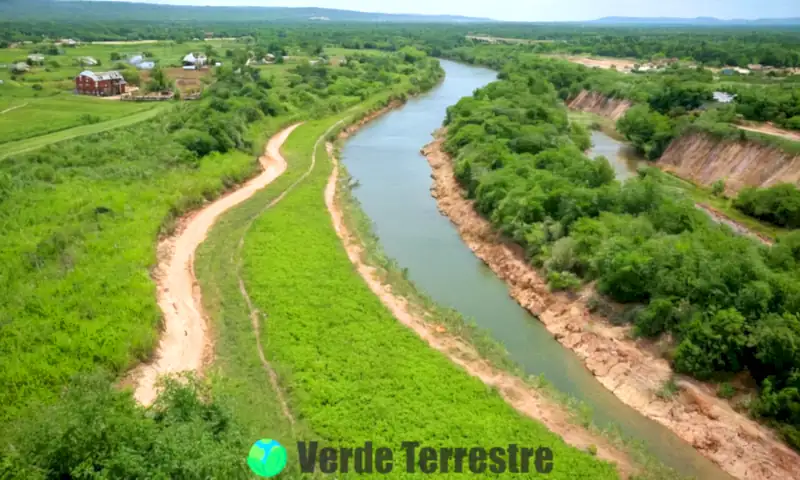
[422,132,800,480]
[130,124,299,405]
[738,123,800,142]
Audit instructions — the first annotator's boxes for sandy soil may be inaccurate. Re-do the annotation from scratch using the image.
[422,133,800,480]
[323,113,638,478]
[130,124,300,405]
[546,55,638,71]
[738,123,800,142]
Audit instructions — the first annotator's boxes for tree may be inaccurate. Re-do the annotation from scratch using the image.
[673,309,748,379]
[616,105,675,160]
[712,179,726,197]
[146,66,172,93]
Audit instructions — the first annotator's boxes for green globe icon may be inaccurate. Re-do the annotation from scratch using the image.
[247,439,287,478]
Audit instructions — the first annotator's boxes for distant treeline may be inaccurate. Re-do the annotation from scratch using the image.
[3,2,800,69]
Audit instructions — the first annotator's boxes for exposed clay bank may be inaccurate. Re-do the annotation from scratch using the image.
[340,60,730,479]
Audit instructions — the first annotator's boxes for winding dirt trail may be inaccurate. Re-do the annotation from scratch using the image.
[324,137,638,477]
[132,124,300,405]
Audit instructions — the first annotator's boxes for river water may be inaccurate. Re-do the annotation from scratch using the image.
[340,59,730,479]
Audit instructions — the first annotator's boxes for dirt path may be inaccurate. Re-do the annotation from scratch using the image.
[324,132,638,477]
[422,133,800,480]
[738,124,800,142]
[0,103,27,115]
[131,124,300,405]
[695,203,773,245]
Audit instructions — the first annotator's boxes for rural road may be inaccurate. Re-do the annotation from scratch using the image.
[132,123,300,405]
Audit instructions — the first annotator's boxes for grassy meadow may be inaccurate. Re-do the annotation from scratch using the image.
[0,95,157,145]
[0,105,262,422]
[192,101,621,478]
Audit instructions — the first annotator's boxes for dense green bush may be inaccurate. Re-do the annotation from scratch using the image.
[442,58,800,449]
[734,183,800,228]
[616,105,675,159]
[1,372,249,479]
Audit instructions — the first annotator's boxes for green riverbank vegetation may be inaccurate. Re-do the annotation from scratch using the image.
[334,148,681,480]
[440,55,800,450]
[448,48,800,235]
[226,113,620,480]
[0,46,452,477]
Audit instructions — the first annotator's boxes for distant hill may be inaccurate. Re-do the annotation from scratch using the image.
[0,0,494,23]
[590,16,800,26]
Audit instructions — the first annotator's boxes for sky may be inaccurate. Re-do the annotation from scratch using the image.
[104,0,800,22]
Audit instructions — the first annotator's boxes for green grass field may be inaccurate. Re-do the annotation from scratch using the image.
[0,112,260,422]
[194,105,620,478]
[1,103,167,158]
[0,94,159,146]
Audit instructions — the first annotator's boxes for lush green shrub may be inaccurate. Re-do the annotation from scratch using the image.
[734,183,800,228]
[1,372,249,479]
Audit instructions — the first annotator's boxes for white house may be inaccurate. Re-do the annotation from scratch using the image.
[81,56,98,66]
[27,54,45,64]
[713,91,736,104]
[182,53,207,68]
[128,55,144,66]
[137,61,156,70]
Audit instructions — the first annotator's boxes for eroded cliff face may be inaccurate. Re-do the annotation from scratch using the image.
[658,132,800,194]
[567,90,632,121]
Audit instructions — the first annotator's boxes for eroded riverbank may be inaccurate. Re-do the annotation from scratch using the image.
[422,132,800,480]
[326,134,639,477]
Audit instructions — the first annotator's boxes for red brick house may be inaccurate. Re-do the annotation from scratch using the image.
[75,70,127,96]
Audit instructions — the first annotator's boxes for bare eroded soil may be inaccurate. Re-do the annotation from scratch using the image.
[130,124,299,405]
[422,133,800,480]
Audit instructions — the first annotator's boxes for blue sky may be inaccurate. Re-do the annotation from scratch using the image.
[107,0,800,21]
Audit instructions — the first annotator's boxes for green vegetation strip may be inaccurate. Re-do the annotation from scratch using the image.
[1,105,168,159]
[226,118,618,478]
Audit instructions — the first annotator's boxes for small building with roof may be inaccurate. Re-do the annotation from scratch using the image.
[75,70,126,96]
[182,53,207,68]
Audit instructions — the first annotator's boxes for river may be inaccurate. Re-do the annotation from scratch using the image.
[340,59,730,479]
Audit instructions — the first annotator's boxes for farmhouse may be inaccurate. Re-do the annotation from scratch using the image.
[75,70,127,96]
[182,53,207,68]
[11,62,30,73]
[137,61,156,70]
[27,54,45,64]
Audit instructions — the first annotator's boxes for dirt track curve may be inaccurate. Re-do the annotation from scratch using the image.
[132,124,300,405]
